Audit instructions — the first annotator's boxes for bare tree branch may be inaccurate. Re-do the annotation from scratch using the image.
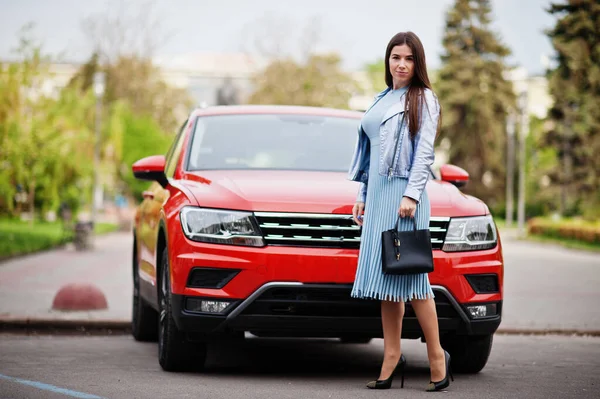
[299,16,323,62]
[238,13,325,64]
[81,0,171,64]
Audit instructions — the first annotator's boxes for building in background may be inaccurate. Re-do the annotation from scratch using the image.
[154,52,266,107]
[506,67,553,119]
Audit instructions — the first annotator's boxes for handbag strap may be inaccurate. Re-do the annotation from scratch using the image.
[390,90,410,169]
[390,112,406,172]
[392,92,417,235]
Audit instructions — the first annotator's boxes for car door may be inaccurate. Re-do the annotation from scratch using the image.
[138,120,188,297]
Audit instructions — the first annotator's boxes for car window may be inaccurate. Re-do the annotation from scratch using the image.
[164,119,189,178]
[187,114,359,172]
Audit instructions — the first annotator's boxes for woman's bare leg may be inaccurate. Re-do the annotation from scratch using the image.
[411,297,446,381]
[378,300,405,380]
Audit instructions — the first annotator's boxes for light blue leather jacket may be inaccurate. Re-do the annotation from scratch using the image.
[347,87,440,203]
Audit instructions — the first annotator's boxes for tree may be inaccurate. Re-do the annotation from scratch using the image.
[543,0,600,219]
[0,26,96,219]
[80,1,191,132]
[81,0,166,64]
[436,0,516,207]
[242,14,357,109]
[71,2,194,201]
[248,53,356,109]
[364,58,387,93]
[111,103,172,200]
[66,52,100,93]
[103,56,192,131]
[67,53,189,201]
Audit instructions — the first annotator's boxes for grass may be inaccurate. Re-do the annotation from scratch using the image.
[493,218,506,229]
[0,218,118,260]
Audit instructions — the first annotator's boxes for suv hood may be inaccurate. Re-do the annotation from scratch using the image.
[181,170,488,217]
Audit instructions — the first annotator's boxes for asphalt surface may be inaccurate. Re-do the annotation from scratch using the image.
[0,333,598,399]
[1,230,599,332]
[501,236,600,332]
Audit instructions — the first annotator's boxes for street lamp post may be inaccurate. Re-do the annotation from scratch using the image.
[505,111,516,228]
[91,71,105,231]
[517,90,529,237]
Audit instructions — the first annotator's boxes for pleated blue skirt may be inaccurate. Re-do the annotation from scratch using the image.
[351,174,434,303]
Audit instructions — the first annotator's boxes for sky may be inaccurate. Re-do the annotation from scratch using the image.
[0,0,558,75]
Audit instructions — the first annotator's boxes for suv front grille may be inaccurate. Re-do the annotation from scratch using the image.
[254,212,449,250]
[255,212,359,249]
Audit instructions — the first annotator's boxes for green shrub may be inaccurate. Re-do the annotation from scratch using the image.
[527,217,600,245]
[0,219,118,259]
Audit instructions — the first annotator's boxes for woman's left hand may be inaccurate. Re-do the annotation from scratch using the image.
[398,196,417,218]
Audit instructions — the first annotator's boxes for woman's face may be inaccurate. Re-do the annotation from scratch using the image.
[389,44,415,89]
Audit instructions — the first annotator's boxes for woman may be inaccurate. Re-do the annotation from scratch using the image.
[348,31,452,392]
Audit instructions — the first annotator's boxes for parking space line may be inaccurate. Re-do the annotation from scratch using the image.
[0,373,104,399]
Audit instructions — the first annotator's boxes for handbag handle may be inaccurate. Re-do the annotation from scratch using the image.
[393,215,418,234]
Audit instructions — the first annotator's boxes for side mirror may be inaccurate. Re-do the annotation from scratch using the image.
[132,155,168,188]
[440,164,469,188]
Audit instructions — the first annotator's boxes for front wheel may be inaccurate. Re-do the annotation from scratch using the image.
[158,250,207,372]
[442,334,494,374]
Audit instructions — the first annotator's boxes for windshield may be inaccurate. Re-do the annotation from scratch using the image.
[187,114,359,172]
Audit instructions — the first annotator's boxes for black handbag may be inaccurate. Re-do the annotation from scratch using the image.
[381,216,434,275]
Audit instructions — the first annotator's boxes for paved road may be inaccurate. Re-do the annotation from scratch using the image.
[0,231,598,331]
[0,334,598,399]
[501,236,600,332]
[0,233,132,322]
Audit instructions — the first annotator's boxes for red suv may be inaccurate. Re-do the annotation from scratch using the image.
[131,105,503,373]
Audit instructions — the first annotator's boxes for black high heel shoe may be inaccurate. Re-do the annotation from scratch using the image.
[426,350,454,392]
[366,354,406,389]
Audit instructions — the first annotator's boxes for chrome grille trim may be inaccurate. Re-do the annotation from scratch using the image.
[428,217,450,250]
[265,237,361,242]
[259,224,360,231]
[255,212,358,219]
[254,212,450,249]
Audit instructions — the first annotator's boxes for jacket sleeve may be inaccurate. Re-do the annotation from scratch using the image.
[357,182,367,203]
[403,91,440,203]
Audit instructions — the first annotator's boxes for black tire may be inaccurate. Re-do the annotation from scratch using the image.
[442,334,494,374]
[158,250,207,372]
[132,240,158,342]
[339,336,373,344]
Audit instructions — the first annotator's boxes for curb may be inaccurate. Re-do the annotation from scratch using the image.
[496,328,600,337]
[0,318,130,334]
[1,318,599,337]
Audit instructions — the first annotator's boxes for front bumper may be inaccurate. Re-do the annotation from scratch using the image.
[171,282,501,339]
[169,232,503,339]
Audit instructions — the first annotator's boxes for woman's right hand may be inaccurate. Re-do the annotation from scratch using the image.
[352,202,365,226]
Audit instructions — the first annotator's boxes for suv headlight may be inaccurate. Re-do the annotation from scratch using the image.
[180,207,264,247]
[442,215,497,252]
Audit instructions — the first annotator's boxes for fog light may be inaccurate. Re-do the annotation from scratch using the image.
[466,304,497,319]
[185,298,232,314]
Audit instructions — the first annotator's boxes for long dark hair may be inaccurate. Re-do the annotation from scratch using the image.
[384,31,441,138]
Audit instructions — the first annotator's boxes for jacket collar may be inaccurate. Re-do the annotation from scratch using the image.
[381,87,409,124]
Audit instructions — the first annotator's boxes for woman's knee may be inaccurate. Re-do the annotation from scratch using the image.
[381,299,405,316]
